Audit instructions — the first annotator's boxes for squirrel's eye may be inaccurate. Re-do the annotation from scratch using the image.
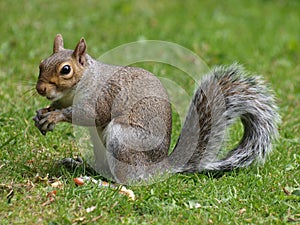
[60,65,71,75]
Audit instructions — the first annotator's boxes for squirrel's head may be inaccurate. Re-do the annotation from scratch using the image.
[36,34,87,102]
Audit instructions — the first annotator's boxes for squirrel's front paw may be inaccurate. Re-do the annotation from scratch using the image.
[33,110,64,135]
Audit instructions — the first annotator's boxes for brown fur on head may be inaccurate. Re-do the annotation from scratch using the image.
[36,34,87,103]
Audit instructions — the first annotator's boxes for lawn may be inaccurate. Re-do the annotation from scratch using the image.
[0,0,299,224]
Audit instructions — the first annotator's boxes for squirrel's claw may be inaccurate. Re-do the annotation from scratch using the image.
[33,109,60,135]
[33,115,46,135]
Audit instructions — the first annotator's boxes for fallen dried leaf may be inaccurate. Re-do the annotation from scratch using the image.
[73,176,135,200]
[119,186,135,201]
[46,190,57,197]
[86,206,97,213]
[41,197,55,207]
[90,215,102,222]
[50,181,63,188]
[101,181,110,187]
[188,201,201,209]
[74,177,85,186]
[34,173,49,183]
[41,190,56,206]
[286,208,300,222]
[283,187,291,196]
[287,217,300,222]
[239,208,246,215]
[27,159,34,164]
[25,180,35,191]
[73,217,86,223]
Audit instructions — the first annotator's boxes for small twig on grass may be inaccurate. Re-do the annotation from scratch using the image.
[0,184,14,203]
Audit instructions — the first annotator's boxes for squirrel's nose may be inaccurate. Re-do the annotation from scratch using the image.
[36,82,47,96]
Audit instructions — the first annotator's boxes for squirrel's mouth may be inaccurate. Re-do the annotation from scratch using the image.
[46,96,56,101]
[46,89,74,106]
[46,91,64,102]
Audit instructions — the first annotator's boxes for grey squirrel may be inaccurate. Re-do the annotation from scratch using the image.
[33,34,280,183]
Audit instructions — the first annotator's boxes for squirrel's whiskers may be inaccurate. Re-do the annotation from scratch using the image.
[23,87,39,103]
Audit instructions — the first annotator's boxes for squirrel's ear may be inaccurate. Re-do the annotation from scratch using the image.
[53,34,64,53]
[73,38,87,66]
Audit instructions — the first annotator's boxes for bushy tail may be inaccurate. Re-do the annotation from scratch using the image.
[169,64,280,173]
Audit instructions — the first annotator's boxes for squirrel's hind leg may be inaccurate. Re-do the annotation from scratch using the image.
[103,120,170,183]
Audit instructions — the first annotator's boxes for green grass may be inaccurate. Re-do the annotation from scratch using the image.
[0,0,299,224]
